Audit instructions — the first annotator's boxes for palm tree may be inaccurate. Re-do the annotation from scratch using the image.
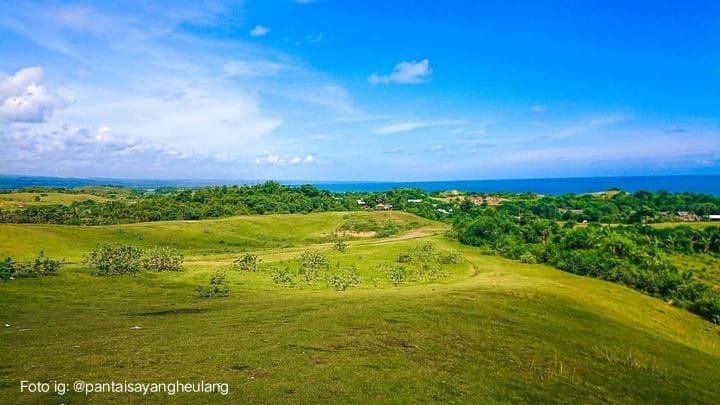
[664,234,677,251]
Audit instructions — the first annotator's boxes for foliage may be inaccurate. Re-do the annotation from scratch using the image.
[0,257,13,280]
[333,240,348,252]
[387,266,406,286]
[297,250,328,270]
[142,246,184,272]
[233,252,260,272]
[325,266,361,291]
[271,267,297,288]
[84,243,142,276]
[452,208,720,323]
[0,252,63,280]
[195,271,230,298]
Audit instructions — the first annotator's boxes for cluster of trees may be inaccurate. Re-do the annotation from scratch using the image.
[0,182,456,225]
[640,226,720,254]
[490,190,720,224]
[0,183,432,225]
[452,208,720,323]
[2,183,718,226]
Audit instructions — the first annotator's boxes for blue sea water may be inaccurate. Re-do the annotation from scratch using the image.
[307,175,720,195]
[1,174,718,195]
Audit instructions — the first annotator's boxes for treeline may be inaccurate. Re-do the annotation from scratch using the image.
[493,190,720,223]
[452,208,720,323]
[0,182,445,225]
[2,182,718,226]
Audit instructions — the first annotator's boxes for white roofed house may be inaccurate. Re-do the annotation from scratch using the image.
[709,214,720,221]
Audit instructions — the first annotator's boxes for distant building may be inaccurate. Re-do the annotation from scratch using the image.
[375,203,393,210]
[357,199,366,206]
[436,208,450,215]
[407,199,423,203]
[709,214,720,221]
[677,211,700,222]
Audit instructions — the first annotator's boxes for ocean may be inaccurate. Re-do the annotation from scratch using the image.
[1,174,719,195]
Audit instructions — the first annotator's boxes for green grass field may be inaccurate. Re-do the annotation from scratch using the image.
[1,212,719,403]
[0,192,108,209]
[670,253,720,288]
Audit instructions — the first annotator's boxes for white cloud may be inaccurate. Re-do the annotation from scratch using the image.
[374,119,459,134]
[530,104,546,113]
[0,67,68,123]
[249,25,270,37]
[426,144,444,152]
[369,59,431,85]
[253,150,315,166]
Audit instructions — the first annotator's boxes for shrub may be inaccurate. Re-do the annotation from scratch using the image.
[333,240,348,252]
[32,251,63,276]
[233,252,260,272]
[519,251,538,264]
[142,246,183,272]
[299,266,320,284]
[325,266,361,291]
[436,250,462,264]
[271,267,296,288]
[0,257,13,280]
[297,250,328,270]
[195,271,230,298]
[388,267,406,286]
[84,244,142,276]
[0,252,64,280]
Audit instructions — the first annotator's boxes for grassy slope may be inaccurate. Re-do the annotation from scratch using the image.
[0,211,435,261]
[0,192,108,209]
[670,253,720,287]
[1,213,719,404]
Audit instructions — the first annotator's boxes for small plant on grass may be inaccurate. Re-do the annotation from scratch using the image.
[519,251,538,264]
[333,240,348,252]
[297,250,328,270]
[0,257,13,280]
[195,271,230,298]
[299,266,320,284]
[142,246,184,272]
[271,267,296,288]
[0,252,64,280]
[388,266,406,286]
[325,265,361,291]
[32,251,64,276]
[233,253,260,272]
[84,244,142,276]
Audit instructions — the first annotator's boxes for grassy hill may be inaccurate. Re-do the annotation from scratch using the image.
[0,192,108,210]
[1,212,719,403]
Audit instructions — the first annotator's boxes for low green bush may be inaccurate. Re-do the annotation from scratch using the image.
[232,252,260,272]
[84,244,142,276]
[0,252,64,280]
[325,266,361,291]
[143,246,184,272]
[195,271,230,298]
[297,250,328,270]
[271,267,296,288]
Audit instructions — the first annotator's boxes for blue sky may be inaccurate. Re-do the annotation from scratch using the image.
[0,0,718,181]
